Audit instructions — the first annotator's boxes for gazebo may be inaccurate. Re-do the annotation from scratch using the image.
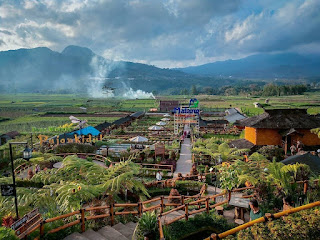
[161,118,170,121]
[129,136,149,142]
[156,121,167,126]
[129,136,149,150]
[148,126,164,131]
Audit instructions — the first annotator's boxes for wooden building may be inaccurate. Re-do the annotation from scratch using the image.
[159,100,179,112]
[199,118,228,131]
[236,109,320,152]
[0,131,20,145]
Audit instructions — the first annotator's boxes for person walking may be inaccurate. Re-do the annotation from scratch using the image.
[156,170,162,181]
[35,164,40,174]
[249,199,264,221]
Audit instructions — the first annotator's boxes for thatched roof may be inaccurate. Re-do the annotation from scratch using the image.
[130,111,145,118]
[1,131,20,138]
[95,121,112,131]
[281,153,320,175]
[112,116,132,126]
[228,139,254,149]
[236,109,320,129]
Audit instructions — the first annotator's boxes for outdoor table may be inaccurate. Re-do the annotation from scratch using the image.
[229,196,250,221]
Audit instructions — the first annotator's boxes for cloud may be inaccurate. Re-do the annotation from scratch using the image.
[0,0,319,67]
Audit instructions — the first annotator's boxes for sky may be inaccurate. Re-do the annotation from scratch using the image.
[0,0,319,68]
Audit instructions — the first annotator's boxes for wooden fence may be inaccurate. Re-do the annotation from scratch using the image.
[14,163,30,175]
[12,171,319,240]
[29,186,210,240]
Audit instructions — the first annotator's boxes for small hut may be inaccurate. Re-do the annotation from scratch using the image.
[236,109,320,154]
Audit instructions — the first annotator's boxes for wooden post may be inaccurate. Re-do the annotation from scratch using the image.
[206,198,210,214]
[228,191,232,202]
[138,202,142,217]
[110,202,115,226]
[160,196,164,213]
[303,180,308,195]
[80,209,85,233]
[181,195,185,207]
[39,221,45,239]
[185,203,189,221]
[210,233,218,240]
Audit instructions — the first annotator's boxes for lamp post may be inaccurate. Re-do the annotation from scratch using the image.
[9,142,32,219]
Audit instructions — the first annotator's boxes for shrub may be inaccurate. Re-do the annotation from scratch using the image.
[258,145,284,161]
[53,143,96,154]
[164,212,234,240]
[175,180,206,192]
[136,211,158,240]
[30,152,43,158]
[227,207,320,240]
[0,227,19,240]
[47,156,63,163]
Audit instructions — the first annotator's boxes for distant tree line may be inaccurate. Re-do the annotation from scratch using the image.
[177,83,310,96]
[261,84,307,96]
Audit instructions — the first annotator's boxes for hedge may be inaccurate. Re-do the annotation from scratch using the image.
[226,207,320,240]
[164,211,234,240]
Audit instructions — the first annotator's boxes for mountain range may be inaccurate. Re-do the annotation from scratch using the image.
[178,53,320,79]
[0,45,319,95]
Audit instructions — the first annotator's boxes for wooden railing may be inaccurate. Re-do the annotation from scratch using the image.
[206,201,320,240]
[16,175,319,239]
[157,187,254,239]
[30,188,208,239]
[14,163,30,175]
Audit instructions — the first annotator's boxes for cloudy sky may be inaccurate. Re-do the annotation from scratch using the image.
[0,0,319,67]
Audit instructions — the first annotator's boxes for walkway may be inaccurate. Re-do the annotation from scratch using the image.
[174,125,192,177]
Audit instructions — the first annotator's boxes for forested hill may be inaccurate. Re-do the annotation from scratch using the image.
[178,53,320,79]
[0,46,319,95]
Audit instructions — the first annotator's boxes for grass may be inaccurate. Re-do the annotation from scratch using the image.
[1,92,320,135]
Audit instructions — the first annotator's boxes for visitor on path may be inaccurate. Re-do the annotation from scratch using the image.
[249,199,264,221]
[297,140,303,152]
[156,170,162,181]
[290,144,297,155]
[35,164,40,174]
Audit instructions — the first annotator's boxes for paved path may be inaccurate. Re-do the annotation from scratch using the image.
[174,125,192,177]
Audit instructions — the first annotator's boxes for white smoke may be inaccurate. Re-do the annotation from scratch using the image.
[88,56,154,99]
[121,82,155,99]
[88,56,115,98]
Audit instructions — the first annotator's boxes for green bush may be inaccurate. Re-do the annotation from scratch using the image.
[16,179,44,188]
[226,207,320,240]
[136,211,159,240]
[175,180,206,192]
[0,227,19,240]
[47,156,63,163]
[164,211,234,240]
[53,143,96,154]
[258,145,284,161]
[148,187,172,197]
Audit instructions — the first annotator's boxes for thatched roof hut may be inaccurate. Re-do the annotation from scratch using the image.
[236,109,320,129]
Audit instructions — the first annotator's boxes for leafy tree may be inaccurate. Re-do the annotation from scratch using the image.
[190,85,198,95]
[101,160,150,199]
[203,86,214,95]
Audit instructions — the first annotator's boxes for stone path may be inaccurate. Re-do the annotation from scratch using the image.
[174,125,192,177]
